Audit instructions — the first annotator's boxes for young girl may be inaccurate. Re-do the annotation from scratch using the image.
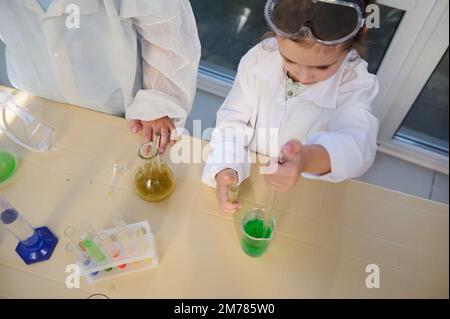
[202,0,379,215]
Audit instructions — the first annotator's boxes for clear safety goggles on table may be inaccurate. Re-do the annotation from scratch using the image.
[0,90,55,152]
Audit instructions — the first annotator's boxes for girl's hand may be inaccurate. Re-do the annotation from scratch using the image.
[264,140,305,193]
[129,116,176,154]
[215,169,242,216]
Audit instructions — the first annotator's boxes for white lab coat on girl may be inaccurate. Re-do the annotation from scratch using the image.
[202,38,379,188]
[0,0,201,126]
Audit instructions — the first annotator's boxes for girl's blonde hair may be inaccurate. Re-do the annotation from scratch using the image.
[262,0,377,56]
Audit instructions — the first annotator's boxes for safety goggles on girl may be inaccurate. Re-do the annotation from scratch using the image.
[265,0,366,45]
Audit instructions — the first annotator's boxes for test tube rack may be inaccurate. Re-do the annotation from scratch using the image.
[77,221,158,284]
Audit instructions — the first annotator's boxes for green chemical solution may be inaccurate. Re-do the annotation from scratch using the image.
[82,238,106,262]
[241,219,273,257]
[0,150,17,184]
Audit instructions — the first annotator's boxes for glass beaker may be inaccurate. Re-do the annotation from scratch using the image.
[133,135,176,203]
[0,149,17,185]
[240,208,275,258]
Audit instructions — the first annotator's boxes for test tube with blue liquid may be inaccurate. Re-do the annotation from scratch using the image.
[65,242,100,278]
[0,195,58,265]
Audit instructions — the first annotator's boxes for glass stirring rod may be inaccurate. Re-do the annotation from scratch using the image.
[262,151,288,236]
[108,163,120,195]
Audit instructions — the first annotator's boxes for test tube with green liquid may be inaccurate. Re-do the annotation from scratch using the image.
[80,223,106,263]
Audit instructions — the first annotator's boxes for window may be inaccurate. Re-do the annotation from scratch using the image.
[365,5,404,74]
[395,50,449,155]
[376,0,449,174]
[191,1,404,76]
[191,0,265,78]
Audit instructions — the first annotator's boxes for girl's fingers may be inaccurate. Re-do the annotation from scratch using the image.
[223,172,238,186]
[219,177,237,203]
[169,126,178,145]
[168,119,176,131]
[140,125,153,156]
[219,186,242,209]
[220,206,241,216]
[218,183,230,203]
[282,140,302,161]
[129,120,137,133]
[142,125,153,144]
[152,130,159,147]
[130,120,141,134]
[217,180,242,215]
[160,128,169,154]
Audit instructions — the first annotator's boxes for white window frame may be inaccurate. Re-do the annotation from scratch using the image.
[197,0,450,175]
[375,0,449,175]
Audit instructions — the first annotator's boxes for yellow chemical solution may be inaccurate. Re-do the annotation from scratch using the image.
[134,134,176,203]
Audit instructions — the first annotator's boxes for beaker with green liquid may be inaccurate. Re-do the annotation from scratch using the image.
[133,134,176,203]
[0,149,17,185]
[240,208,275,258]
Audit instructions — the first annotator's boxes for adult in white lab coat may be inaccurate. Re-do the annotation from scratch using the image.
[202,38,379,214]
[0,0,201,153]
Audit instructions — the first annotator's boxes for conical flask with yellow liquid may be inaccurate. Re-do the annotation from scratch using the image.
[133,133,176,202]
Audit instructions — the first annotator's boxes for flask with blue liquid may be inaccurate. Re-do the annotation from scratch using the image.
[0,194,58,265]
